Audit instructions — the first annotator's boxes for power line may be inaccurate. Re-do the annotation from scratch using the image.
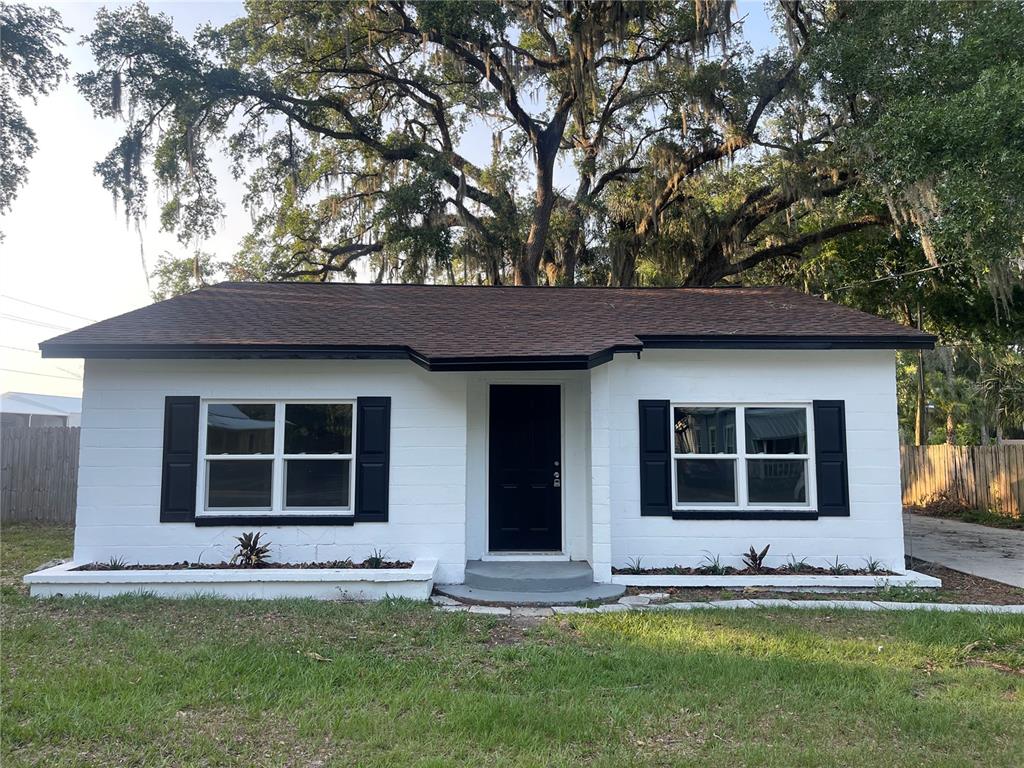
[0,367,80,381]
[827,263,944,292]
[0,313,73,331]
[56,365,84,379]
[0,294,97,323]
[0,344,41,355]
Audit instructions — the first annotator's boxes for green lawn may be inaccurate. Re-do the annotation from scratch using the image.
[2,525,1022,767]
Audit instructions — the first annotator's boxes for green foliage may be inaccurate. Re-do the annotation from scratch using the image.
[150,250,218,301]
[863,558,885,575]
[895,345,1024,445]
[0,3,69,216]
[699,552,728,575]
[363,548,388,569]
[783,555,811,574]
[828,557,850,576]
[69,0,1023,369]
[622,556,645,575]
[229,532,272,568]
[741,545,770,572]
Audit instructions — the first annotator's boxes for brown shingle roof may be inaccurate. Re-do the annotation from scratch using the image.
[40,282,934,369]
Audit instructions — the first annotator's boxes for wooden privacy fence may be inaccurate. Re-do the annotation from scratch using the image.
[901,443,1024,519]
[1,427,80,524]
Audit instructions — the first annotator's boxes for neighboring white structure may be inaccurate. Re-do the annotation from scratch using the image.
[28,283,936,597]
[0,391,82,428]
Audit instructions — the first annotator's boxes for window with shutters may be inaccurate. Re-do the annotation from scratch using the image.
[198,400,355,517]
[671,404,815,510]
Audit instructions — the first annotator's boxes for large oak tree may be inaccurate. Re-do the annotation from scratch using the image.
[79,0,1023,297]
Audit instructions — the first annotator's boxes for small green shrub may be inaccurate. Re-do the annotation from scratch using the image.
[741,544,770,572]
[623,556,645,575]
[230,532,272,568]
[364,549,388,569]
[783,555,811,573]
[699,552,728,575]
[828,557,850,575]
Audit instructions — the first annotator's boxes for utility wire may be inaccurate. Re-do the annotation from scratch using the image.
[0,367,80,381]
[0,294,97,323]
[0,314,73,331]
[827,263,944,292]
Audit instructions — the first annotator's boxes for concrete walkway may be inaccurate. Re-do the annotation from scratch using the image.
[430,593,1024,615]
[904,512,1024,588]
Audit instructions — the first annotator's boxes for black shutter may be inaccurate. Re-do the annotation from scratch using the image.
[639,400,672,516]
[354,396,391,522]
[160,396,200,523]
[813,400,850,516]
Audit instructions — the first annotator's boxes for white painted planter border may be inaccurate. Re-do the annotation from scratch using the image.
[611,569,941,589]
[24,558,438,601]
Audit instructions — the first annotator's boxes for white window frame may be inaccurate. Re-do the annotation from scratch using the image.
[671,403,816,511]
[196,399,357,518]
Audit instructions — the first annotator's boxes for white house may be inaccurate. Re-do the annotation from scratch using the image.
[26,283,937,600]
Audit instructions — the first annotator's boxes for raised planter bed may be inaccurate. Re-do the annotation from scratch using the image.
[75,558,413,571]
[24,559,438,601]
[611,570,942,590]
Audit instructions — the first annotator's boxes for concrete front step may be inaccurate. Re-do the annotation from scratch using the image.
[438,560,625,606]
[463,559,596,592]
[436,582,625,606]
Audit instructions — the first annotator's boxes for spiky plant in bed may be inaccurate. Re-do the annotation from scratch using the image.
[863,557,885,575]
[829,557,851,575]
[623,556,644,575]
[784,555,811,573]
[364,548,388,569]
[741,544,770,572]
[699,552,728,575]
[230,532,272,568]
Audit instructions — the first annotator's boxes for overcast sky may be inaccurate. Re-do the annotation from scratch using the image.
[0,1,776,398]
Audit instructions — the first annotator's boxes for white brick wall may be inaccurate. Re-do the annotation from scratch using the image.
[597,349,906,573]
[73,348,907,586]
[74,359,469,584]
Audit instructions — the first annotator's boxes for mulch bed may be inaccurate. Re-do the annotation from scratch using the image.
[75,558,413,572]
[613,564,895,576]
[625,558,1024,605]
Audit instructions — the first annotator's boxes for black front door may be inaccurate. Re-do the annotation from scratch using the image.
[488,385,562,551]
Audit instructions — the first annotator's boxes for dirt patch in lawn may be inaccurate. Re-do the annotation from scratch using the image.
[904,558,1024,605]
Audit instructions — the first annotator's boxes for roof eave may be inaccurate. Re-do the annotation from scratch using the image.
[40,333,935,369]
[637,334,936,350]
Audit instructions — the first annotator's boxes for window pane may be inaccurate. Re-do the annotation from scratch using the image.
[675,459,736,504]
[285,459,350,508]
[745,407,807,454]
[674,407,736,454]
[207,460,272,508]
[285,404,353,454]
[747,459,807,504]
[206,404,275,454]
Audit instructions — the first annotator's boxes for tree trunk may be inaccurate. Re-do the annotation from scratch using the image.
[945,410,956,445]
[518,143,560,286]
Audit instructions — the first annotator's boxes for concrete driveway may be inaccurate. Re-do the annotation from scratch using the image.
[904,512,1024,588]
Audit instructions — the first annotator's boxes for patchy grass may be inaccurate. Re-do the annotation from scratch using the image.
[2,525,1023,767]
[908,503,1024,530]
[0,524,73,595]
